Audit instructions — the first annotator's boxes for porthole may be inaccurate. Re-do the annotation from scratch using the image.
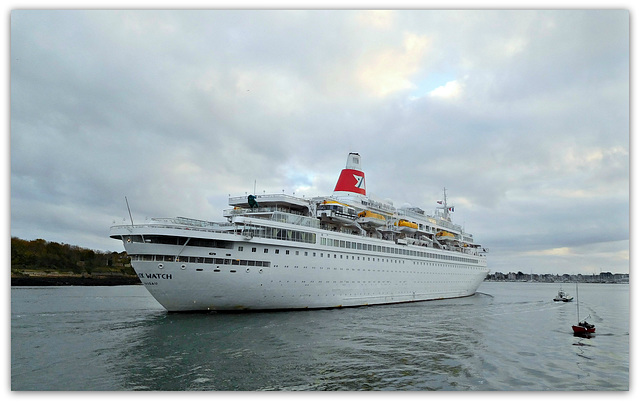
[181,264,186,270]
[158,263,164,269]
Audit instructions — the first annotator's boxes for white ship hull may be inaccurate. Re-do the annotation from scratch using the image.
[111,217,487,311]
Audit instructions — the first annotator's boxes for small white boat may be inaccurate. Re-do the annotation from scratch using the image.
[553,288,573,302]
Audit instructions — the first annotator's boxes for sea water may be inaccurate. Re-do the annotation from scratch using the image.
[11,282,629,391]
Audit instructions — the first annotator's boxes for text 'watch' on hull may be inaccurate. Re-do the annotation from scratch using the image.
[110,153,489,312]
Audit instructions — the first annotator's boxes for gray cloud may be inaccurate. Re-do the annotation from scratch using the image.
[10,9,629,275]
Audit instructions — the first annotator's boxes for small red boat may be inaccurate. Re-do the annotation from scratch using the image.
[572,283,595,335]
[572,320,596,334]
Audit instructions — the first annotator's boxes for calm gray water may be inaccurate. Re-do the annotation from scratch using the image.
[11,282,628,391]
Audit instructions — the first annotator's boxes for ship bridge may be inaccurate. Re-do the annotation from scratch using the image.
[228,194,311,213]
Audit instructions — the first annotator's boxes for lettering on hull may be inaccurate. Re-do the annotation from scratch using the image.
[138,272,173,280]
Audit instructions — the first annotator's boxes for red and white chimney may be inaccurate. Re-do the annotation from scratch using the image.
[333,152,366,196]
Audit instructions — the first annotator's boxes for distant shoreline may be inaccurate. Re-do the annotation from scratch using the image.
[11,274,141,287]
[12,276,627,287]
[483,279,628,284]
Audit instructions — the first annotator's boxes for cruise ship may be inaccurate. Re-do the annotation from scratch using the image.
[109,153,488,311]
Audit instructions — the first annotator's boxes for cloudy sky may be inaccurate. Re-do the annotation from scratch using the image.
[9,8,629,275]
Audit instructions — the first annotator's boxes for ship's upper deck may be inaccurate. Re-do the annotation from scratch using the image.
[228,193,310,211]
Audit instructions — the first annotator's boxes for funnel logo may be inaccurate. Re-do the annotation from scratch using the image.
[334,169,366,195]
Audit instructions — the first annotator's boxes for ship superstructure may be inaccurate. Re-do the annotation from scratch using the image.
[110,153,488,311]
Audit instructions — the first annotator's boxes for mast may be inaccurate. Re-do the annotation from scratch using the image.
[576,282,580,321]
[436,187,454,222]
[125,196,134,226]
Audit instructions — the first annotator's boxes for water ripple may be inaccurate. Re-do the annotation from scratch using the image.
[11,283,628,390]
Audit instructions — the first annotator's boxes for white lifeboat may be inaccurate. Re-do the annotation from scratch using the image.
[316,200,357,224]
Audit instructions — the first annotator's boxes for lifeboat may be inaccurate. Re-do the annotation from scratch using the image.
[395,219,418,233]
[436,230,456,241]
[357,210,386,227]
[316,200,357,224]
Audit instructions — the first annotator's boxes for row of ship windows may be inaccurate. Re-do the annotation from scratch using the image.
[122,234,479,264]
[238,245,408,263]
[269,279,472,284]
[125,229,316,246]
[237,246,479,266]
[124,235,233,248]
[242,225,316,244]
[130,251,409,266]
[319,238,479,264]
[275,267,476,273]
[130,253,474,272]
[129,255,271,267]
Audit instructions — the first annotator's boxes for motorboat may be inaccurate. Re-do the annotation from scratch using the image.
[553,288,573,302]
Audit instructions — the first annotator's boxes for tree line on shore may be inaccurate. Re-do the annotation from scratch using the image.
[11,237,134,276]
